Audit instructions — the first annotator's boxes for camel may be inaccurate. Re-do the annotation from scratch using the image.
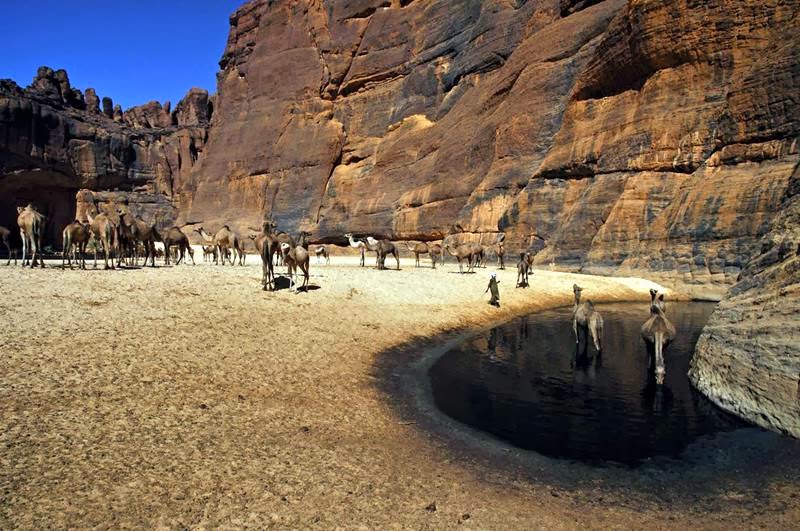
[248,227,278,291]
[345,233,367,267]
[0,225,16,265]
[281,238,310,292]
[202,245,216,262]
[494,242,505,270]
[365,236,382,267]
[405,241,430,268]
[16,205,45,268]
[376,239,399,270]
[158,226,195,265]
[87,210,118,270]
[61,220,91,269]
[428,243,443,269]
[572,284,604,357]
[444,242,476,273]
[516,253,529,288]
[196,226,244,266]
[118,211,157,267]
[641,290,676,385]
[314,245,330,264]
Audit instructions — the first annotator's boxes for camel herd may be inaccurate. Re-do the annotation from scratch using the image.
[5,203,678,384]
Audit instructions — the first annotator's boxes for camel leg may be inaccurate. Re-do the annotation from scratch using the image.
[29,232,38,269]
[655,333,665,385]
[573,318,579,345]
[20,231,27,267]
[4,238,10,266]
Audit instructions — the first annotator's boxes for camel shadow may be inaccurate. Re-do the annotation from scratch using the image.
[271,276,321,293]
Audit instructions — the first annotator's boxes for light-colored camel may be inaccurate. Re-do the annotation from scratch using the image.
[365,236,382,267]
[17,205,45,268]
[572,284,604,355]
[345,233,367,267]
[281,238,310,291]
[87,210,118,270]
[201,245,216,263]
[376,239,399,270]
[641,290,676,385]
[516,253,529,288]
[314,245,330,264]
[444,242,476,273]
[159,226,195,265]
[196,226,244,266]
[0,225,16,265]
[61,220,91,269]
[405,241,430,268]
[493,242,505,270]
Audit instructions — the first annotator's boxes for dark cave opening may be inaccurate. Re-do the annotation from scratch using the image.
[0,171,79,253]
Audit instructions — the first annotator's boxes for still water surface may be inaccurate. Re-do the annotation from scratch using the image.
[429,302,750,465]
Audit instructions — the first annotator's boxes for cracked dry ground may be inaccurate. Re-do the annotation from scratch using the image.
[1,258,797,528]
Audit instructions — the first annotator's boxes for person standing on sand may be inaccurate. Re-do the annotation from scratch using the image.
[485,272,501,307]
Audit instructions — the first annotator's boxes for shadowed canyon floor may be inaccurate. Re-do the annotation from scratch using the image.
[1,257,798,528]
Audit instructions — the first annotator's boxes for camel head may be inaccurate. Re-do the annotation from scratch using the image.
[17,206,23,214]
[573,284,583,303]
[649,288,658,302]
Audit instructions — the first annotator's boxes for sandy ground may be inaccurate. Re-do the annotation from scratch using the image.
[1,254,797,528]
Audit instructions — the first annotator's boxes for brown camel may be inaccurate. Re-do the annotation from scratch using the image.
[314,245,330,264]
[494,242,505,270]
[118,211,157,267]
[444,242,476,273]
[572,284,604,357]
[201,245,217,263]
[641,290,676,385]
[345,233,367,267]
[516,253,529,288]
[61,220,91,269]
[376,239,399,270]
[16,204,45,268]
[405,241,430,268]
[0,225,16,265]
[159,226,195,265]
[86,210,118,270]
[428,243,443,269]
[250,222,281,291]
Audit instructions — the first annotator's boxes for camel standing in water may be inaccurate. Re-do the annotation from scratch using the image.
[345,233,367,266]
[87,210,117,270]
[61,220,91,269]
[17,205,45,268]
[572,284,603,356]
[0,225,15,265]
[641,290,676,385]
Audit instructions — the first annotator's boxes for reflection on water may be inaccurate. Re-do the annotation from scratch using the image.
[429,302,750,465]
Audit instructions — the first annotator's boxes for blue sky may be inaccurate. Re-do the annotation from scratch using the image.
[0,1,245,109]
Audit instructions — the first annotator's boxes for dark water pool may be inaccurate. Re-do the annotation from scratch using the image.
[429,302,751,466]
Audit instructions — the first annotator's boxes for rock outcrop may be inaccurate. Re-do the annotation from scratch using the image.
[690,166,800,437]
[181,0,799,294]
[0,69,211,241]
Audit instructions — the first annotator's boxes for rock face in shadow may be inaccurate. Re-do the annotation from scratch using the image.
[0,69,210,242]
[180,0,799,293]
[690,168,800,437]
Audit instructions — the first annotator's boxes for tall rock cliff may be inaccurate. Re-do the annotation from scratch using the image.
[182,0,799,293]
[0,68,210,240]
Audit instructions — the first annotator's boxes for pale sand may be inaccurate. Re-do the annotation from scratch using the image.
[0,256,795,528]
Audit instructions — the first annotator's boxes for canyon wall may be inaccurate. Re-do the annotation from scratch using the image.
[0,68,210,241]
[690,166,799,436]
[180,0,799,294]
